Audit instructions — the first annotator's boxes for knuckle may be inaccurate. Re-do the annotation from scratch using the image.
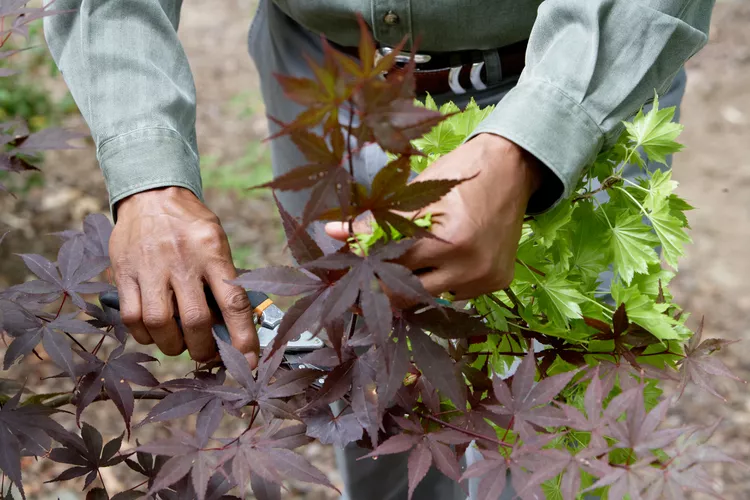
[120,311,141,327]
[180,306,212,330]
[142,310,172,330]
[196,223,226,247]
[223,289,252,316]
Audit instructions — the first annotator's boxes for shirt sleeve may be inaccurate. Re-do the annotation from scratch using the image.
[43,0,202,216]
[467,0,714,214]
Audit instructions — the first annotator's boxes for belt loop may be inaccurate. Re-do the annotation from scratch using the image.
[482,49,503,86]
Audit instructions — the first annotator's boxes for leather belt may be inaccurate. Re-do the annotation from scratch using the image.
[332,40,527,96]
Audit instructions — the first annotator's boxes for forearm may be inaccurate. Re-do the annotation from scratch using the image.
[43,0,203,215]
[470,0,714,212]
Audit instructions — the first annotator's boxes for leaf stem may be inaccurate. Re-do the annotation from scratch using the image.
[614,186,650,219]
[97,469,108,497]
[346,98,356,237]
[91,334,106,356]
[503,288,522,310]
[415,410,512,448]
[55,293,68,319]
[486,293,516,315]
[621,178,650,193]
[594,199,613,229]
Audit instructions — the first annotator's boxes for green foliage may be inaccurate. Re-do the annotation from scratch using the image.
[371,89,695,403]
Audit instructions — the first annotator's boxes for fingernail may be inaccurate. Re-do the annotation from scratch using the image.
[324,221,345,233]
[245,352,259,369]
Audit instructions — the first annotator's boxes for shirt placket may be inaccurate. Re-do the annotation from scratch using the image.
[371,0,413,50]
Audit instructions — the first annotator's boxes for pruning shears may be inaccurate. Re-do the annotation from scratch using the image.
[98,289,327,372]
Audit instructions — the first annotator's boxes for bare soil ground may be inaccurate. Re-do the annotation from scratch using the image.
[1,0,749,498]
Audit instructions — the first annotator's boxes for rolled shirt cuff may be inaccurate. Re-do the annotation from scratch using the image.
[467,78,604,214]
[97,128,203,219]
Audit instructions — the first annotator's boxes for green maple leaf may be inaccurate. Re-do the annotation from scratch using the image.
[533,275,586,328]
[531,201,573,248]
[409,154,430,174]
[668,193,694,228]
[623,93,684,166]
[420,93,439,111]
[643,169,678,211]
[449,97,495,138]
[612,285,681,340]
[569,203,611,283]
[630,262,675,300]
[608,213,660,284]
[650,203,691,269]
[411,120,463,156]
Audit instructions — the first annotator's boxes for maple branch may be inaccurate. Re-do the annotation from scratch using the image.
[516,259,546,277]
[43,390,169,409]
[415,410,511,448]
[572,175,622,203]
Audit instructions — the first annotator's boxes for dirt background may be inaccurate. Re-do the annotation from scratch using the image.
[1,0,749,498]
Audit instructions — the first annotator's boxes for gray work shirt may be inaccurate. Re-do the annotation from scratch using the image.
[43,0,714,213]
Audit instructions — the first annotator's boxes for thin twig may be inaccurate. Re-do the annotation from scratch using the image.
[571,175,622,203]
[44,389,170,409]
[516,259,546,277]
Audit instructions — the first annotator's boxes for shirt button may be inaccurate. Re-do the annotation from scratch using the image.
[383,10,400,25]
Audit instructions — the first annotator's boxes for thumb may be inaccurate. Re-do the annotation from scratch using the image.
[324,218,373,242]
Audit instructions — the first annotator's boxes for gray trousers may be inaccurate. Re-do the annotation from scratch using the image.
[247,1,687,498]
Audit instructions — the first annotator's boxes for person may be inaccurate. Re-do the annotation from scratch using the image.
[44,1,714,498]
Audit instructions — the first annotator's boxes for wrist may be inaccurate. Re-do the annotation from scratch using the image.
[115,186,198,219]
[473,133,544,200]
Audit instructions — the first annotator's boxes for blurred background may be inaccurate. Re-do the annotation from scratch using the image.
[0,0,748,498]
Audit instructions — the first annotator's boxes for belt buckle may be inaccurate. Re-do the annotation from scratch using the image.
[377,46,432,66]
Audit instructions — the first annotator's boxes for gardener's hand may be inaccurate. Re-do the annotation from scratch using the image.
[326,133,542,301]
[110,187,259,367]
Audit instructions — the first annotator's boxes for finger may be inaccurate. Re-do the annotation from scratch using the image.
[324,217,373,242]
[116,276,152,346]
[397,237,450,271]
[140,279,185,356]
[206,262,259,368]
[172,278,216,363]
[418,267,457,297]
